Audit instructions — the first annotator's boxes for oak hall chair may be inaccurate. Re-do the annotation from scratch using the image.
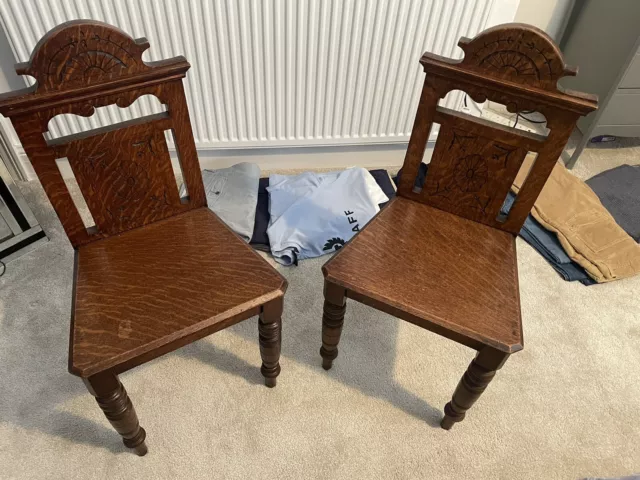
[0,20,286,455]
[319,24,597,429]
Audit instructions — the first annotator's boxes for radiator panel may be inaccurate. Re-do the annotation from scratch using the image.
[0,0,503,149]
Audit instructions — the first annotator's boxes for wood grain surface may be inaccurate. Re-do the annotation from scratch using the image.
[1,19,289,453]
[455,23,577,91]
[322,24,597,429]
[72,207,286,376]
[0,21,205,248]
[52,115,186,237]
[16,20,153,93]
[324,196,522,353]
[397,24,597,235]
[420,107,532,229]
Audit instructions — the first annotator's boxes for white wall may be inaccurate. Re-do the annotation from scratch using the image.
[0,28,22,92]
[514,0,574,40]
[0,27,30,179]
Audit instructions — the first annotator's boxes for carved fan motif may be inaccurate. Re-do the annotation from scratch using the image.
[481,51,539,81]
[453,24,574,90]
[0,20,202,247]
[60,50,127,84]
[18,20,150,92]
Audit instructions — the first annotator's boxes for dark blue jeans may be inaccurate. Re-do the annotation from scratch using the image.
[503,192,595,285]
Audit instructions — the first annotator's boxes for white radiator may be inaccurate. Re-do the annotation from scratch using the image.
[0,0,516,151]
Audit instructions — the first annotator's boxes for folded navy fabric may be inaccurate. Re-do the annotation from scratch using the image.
[250,169,396,251]
[586,164,640,242]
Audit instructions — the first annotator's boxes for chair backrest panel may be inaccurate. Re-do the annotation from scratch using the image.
[0,20,206,248]
[397,24,598,234]
[419,106,535,227]
[49,113,184,237]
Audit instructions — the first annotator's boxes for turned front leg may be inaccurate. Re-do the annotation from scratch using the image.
[319,281,347,370]
[259,297,283,388]
[83,372,147,455]
[441,348,510,430]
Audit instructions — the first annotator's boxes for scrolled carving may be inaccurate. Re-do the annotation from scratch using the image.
[75,103,97,117]
[115,91,151,109]
[429,77,554,123]
[0,20,201,248]
[17,20,150,92]
[455,24,575,90]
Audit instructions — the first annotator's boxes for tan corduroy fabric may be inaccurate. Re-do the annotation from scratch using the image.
[513,156,640,283]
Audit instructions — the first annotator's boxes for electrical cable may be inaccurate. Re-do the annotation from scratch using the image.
[462,94,547,130]
[513,109,547,129]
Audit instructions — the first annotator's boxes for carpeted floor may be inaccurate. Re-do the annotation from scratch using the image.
[1,141,639,480]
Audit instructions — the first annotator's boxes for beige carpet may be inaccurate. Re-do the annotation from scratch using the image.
[1,142,639,480]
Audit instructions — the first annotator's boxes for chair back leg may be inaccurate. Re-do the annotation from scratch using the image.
[320,281,347,370]
[259,297,284,387]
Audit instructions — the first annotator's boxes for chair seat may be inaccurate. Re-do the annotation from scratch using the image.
[71,207,287,377]
[323,197,523,353]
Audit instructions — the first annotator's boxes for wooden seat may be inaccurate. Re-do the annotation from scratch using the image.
[72,207,286,377]
[323,197,522,354]
[319,24,598,430]
[0,20,286,456]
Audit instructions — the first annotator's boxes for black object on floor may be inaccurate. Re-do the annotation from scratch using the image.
[393,163,429,190]
[250,169,396,251]
[586,164,640,242]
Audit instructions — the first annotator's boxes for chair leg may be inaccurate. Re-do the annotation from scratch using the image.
[319,281,347,370]
[441,348,510,430]
[83,372,147,456]
[259,297,283,388]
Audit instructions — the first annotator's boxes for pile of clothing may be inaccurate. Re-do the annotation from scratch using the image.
[510,158,640,285]
[188,160,640,283]
[186,164,394,265]
[264,168,389,265]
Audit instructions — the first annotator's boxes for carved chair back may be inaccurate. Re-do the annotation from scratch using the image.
[0,20,206,248]
[396,24,598,234]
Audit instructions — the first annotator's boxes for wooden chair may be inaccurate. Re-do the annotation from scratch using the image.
[319,24,597,429]
[0,20,286,455]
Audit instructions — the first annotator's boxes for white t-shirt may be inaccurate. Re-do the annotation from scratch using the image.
[266,168,389,265]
